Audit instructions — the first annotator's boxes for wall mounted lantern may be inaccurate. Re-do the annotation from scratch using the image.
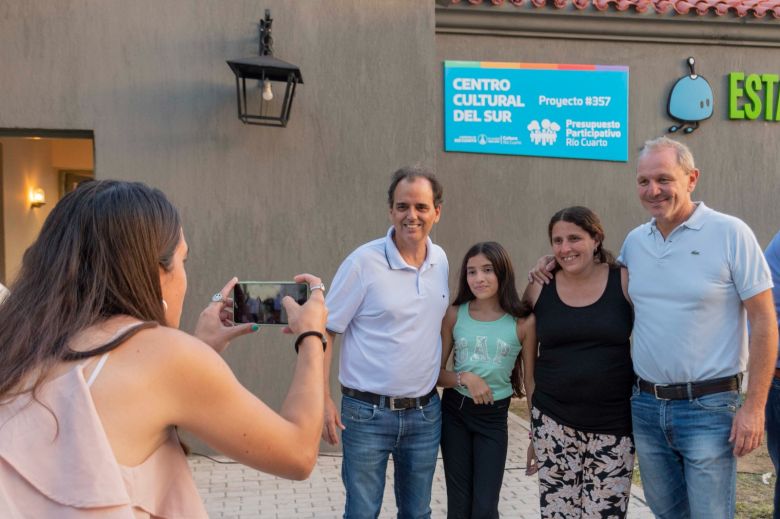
[226,10,303,127]
[29,188,46,208]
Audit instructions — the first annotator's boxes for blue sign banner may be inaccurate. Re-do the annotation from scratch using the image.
[444,61,629,162]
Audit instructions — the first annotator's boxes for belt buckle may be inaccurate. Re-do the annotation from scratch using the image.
[653,383,671,400]
[389,397,402,411]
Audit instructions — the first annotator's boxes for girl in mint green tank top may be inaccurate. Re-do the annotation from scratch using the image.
[438,242,538,518]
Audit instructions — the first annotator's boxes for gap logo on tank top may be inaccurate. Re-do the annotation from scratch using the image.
[456,336,513,365]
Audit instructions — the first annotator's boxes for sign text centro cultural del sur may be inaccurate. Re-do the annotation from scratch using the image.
[444,61,629,162]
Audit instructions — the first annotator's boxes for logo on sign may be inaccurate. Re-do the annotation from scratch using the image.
[527,119,560,146]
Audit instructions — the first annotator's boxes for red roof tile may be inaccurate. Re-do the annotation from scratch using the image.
[452,0,780,18]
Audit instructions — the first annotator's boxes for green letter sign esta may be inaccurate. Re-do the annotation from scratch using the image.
[729,72,780,121]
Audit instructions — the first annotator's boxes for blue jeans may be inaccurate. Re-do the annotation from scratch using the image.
[631,384,738,519]
[341,393,441,519]
[766,377,780,519]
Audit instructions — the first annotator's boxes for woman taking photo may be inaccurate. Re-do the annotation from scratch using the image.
[0,180,328,517]
[438,241,537,519]
[523,207,634,518]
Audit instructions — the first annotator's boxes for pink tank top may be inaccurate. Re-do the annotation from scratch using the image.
[0,357,208,518]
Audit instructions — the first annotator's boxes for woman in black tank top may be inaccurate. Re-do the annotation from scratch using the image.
[523,206,635,519]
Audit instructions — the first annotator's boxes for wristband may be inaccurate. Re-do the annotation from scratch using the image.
[455,371,465,389]
[294,331,327,354]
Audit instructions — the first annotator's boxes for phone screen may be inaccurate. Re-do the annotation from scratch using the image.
[233,282,309,325]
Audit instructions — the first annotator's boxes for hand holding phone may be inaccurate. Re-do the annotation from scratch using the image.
[195,277,258,354]
[282,274,328,337]
[233,282,309,325]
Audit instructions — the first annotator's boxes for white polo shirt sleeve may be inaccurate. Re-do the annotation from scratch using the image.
[728,219,773,301]
[326,256,365,334]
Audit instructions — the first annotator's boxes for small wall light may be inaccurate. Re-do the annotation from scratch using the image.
[226,9,303,127]
[29,188,46,208]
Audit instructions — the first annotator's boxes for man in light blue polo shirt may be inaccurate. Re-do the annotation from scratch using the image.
[765,230,780,519]
[622,137,777,519]
[322,165,449,519]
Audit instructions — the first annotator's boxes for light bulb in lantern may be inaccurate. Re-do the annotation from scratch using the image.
[261,79,274,101]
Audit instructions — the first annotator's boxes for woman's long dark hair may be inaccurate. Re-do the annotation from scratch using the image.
[0,180,181,400]
[452,242,532,397]
[548,206,619,271]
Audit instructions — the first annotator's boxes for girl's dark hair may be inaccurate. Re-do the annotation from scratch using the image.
[0,180,181,400]
[452,242,531,398]
[452,241,530,318]
[548,206,618,269]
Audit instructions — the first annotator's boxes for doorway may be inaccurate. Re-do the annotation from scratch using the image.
[0,129,95,287]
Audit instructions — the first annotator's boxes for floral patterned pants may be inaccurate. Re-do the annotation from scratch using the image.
[531,407,635,519]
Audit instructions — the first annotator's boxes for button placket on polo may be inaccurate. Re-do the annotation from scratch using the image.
[416,261,432,296]
[651,228,669,264]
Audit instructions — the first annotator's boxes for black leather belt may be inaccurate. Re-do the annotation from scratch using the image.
[341,385,437,411]
[638,375,741,400]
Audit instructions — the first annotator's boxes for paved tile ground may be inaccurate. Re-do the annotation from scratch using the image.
[189,412,655,518]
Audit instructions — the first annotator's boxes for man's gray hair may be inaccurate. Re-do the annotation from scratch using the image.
[639,137,696,175]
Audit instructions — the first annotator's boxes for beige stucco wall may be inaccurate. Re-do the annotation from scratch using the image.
[2,1,778,456]
[434,10,780,283]
[0,1,436,452]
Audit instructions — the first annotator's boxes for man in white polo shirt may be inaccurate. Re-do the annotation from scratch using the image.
[622,137,777,519]
[322,165,449,518]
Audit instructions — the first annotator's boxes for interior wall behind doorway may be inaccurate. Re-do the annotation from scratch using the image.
[0,137,93,284]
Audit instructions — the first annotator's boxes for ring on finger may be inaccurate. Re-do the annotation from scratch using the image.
[211,292,224,303]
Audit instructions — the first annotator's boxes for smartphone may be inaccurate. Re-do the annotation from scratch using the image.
[232,281,309,325]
